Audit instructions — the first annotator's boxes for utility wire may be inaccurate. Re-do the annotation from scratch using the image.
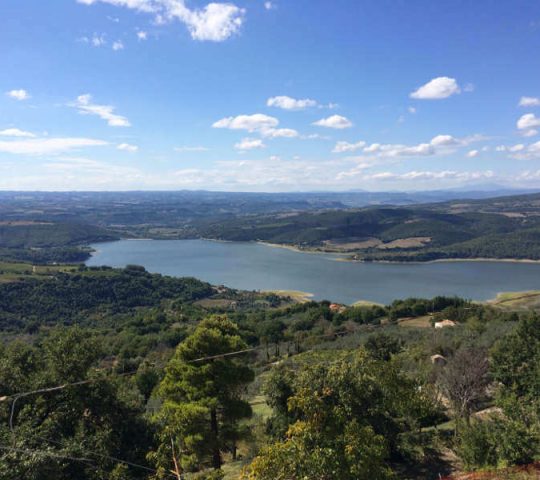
[33,435,179,479]
[0,326,367,406]
[0,444,94,464]
[0,326,371,475]
[1,440,179,479]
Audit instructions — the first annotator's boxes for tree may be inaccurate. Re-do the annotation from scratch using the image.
[152,316,254,475]
[256,319,285,359]
[438,347,489,429]
[0,327,153,480]
[454,314,540,470]
[244,349,438,479]
[364,333,403,361]
[491,313,540,399]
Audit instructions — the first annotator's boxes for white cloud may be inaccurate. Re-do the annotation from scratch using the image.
[174,145,209,152]
[517,113,540,131]
[430,134,459,146]
[213,113,298,140]
[530,141,540,152]
[467,149,479,158]
[235,137,266,150]
[264,1,275,10]
[361,142,434,157]
[522,129,538,138]
[6,89,30,101]
[362,170,494,182]
[76,0,157,13]
[137,30,148,40]
[117,142,138,152]
[92,33,107,47]
[495,144,525,153]
[313,114,352,129]
[213,113,278,132]
[267,95,317,110]
[301,133,329,140]
[0,137,108,155]
[410,76,461,100]
[71,94,131,127]
[78,0,246,42]
[262,128,298,138]
[349,133,485,161]
[519,96,540,107]
[112,40,124,50]
[166,2,245,41]
[408,106,416,114]
[0,128,36,138]
[332,140,366,153]
[508,140,540,160]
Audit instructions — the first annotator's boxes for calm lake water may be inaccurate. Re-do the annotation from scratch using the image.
[87,239,540,305]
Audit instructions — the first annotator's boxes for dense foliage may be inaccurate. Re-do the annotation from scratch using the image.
[0,328,153,480]
[455,315,540,469]
[151,317,254,476]
[0,222,117,249]
[244,350,440,480]
[0,262,538,479]
[0,266,214,330]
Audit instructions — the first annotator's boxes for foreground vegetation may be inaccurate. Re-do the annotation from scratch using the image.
[0,262,538,479]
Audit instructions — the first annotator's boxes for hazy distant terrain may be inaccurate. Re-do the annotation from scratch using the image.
[1,189,540,263]
[198,191,540,261]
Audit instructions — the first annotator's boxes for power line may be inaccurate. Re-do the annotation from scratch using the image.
[5,370,140,431]
[0,326,368,406]
[1,368,140,404]
[0,326,371,476]
[0,444,94,464]
[34,435,179,479]
[1,440,179,479]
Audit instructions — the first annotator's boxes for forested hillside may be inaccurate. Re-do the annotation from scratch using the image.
[195,193,540,261]
[0,221,118,263]
[3,191,540,264]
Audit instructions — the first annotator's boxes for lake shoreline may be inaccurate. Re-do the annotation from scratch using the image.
[96,237,540,265]
[254,241,540,264]
[107,237,540,265]
[86,239,540,305]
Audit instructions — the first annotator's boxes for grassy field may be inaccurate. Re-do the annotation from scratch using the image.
[250,394,272,421]
[488,290,540,310]
[398,315,433,328]
[264,289,314,303]
[0,261,77,283]
[351,299,385,307]
[194,298,238,309]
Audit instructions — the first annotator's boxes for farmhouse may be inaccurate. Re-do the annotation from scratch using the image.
[434,319,457,329]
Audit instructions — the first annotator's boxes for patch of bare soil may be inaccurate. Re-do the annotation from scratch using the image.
[324,237,382,250]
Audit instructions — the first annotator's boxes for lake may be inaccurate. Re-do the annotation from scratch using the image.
[86,239,540,305]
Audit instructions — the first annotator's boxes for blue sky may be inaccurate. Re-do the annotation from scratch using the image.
[1,0,540,191]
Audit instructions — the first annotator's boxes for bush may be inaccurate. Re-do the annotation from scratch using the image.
[458,417,539,469]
